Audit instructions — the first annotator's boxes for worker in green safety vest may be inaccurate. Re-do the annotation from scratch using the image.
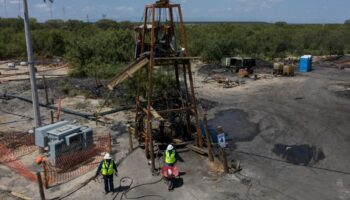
[95,153,118,194]
[164,144,176,166]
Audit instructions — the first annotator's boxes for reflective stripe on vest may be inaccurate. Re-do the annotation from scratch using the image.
[101,160,114,175]
[165,150,175,164]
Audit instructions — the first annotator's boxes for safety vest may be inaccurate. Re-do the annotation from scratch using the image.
[165,150,175,164]
[101,160,114,176]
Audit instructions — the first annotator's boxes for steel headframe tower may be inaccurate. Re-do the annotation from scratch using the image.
[135,0,202,173]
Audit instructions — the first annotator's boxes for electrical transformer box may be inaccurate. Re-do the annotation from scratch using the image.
[34,121,93,165]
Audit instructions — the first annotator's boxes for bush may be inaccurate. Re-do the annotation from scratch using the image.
[1,18,350,67]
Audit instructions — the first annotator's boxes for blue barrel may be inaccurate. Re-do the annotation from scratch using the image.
[299,55,313,72]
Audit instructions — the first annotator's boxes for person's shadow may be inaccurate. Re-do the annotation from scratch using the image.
[113,177,132,193]
[172,177,184,190]
[114,184,130,193]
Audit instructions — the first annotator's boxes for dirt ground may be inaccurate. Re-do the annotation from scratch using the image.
[0,57,350,199]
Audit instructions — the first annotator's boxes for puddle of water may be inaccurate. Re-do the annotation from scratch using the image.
[335,90,350,99]
[208,109,259,142]
[198,98,219,110]
[273,144,325,166]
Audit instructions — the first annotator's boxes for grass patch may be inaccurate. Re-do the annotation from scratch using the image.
[74,101,91,110]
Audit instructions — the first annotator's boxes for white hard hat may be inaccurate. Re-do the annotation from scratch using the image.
[104,153,112,159]
[167,144,174,151]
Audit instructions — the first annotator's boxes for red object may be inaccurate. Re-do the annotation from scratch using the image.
[162,166,179,178]
[35,156,43,164]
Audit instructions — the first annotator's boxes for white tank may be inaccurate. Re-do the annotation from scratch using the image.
[7,63,16,68]
[20,61,28,66]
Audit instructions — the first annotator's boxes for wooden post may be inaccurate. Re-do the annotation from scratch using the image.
[127,124,133,151]
[204,114,214,162]
[42,75,49,105]
[108,133,112,153]
[50,99,54,124]
[221,148,229,173]
[36,172,46,200]
[42,162,49,189]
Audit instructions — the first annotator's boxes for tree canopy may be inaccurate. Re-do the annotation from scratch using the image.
[1,18,349,77]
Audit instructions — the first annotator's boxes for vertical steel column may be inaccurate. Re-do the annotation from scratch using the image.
[146,5,156,173]
[182,64,192,138]
[204,114,214,162]
[169,7,181,91]
[135,7,148,151]
[23,0,41,127]
[178,5,203,147]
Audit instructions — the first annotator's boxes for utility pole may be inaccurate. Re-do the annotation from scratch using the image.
[22,0,41,127]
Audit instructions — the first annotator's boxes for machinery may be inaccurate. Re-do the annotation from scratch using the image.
[162,165,180,190]
[222,57,256,73]
[35,121,93,166]
[108,0,202,172]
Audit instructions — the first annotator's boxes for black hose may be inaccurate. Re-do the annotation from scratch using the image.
[0,119,30,125]
[116,176,165,200]
[0,108,33,119]
[0,93,135,120]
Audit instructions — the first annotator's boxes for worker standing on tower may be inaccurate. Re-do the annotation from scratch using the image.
[95,153,118,194]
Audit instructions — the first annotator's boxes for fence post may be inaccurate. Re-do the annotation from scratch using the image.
[127,124,133,151]
[220,148,229,173]
[204,114,214,162]
[41,162,49,188]
[50,99,54,124]
[36,172,46,200]
[108,133,112,153]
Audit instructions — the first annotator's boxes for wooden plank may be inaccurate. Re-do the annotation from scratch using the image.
[154,57,201,60]
[107,57,149,90]
[187,144,208,155]
[142,108,164,121]
[139,96,165,121]
[10,192,33,200]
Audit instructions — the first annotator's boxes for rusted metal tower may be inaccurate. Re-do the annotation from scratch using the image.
[134,0,202,172]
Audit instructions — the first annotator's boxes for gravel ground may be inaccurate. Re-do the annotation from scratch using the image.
[0,58,350,200]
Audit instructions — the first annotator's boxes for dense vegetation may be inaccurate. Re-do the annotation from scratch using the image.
[1,17,350,78]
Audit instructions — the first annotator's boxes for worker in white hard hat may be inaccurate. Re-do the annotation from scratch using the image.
[164,144,176,166]
[95,153,118,194]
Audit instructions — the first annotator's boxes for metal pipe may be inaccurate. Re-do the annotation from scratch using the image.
[23,0,41,127]
[1,93,134,119]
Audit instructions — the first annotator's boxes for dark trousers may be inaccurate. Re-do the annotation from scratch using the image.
[164,163,174,166]
[103,175,114,193]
